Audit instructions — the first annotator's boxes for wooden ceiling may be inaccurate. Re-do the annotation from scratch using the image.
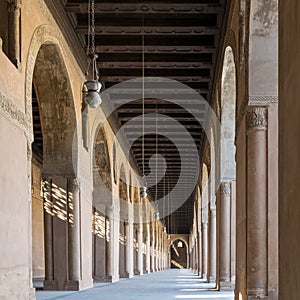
[63,0,228,234]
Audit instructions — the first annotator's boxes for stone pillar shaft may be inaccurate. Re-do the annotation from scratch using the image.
[246,107,268,298]
[209,208,217,280]
[125,221,133,277]
[201,222,208,278]
[67,178,81,282]
[137,223,143,274]
[146,223,151,273]
[219,182,231,286]
[197,231,202,276]
[43,177,54,283]
[105,206,113,278]
[151,221,155,272]
[155,222,159,271]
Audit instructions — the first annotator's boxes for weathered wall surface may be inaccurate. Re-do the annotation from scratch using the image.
[0,0,92,297]
[279,0,300,299]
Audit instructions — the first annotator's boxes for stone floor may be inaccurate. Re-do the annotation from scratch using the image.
[36,269,234,300]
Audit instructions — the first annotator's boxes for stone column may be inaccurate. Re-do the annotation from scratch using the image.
[151,221,155,272]
[155,222,159,271]
[105,206,114,281]
[125,220,133,277]
[197,231,202,276]
[201,222,208,279]
[219,182,232,289]
[146,223,151,273]
[158,229,161,271]
[7,0,21,66]
[246,107,268,298]
[43,176,55,289]
[209,207,217,281]
[137,222,143,275]
[67,178,81,286]
[194,237,198,272]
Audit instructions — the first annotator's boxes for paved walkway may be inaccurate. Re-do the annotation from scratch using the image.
[36,269,234,300]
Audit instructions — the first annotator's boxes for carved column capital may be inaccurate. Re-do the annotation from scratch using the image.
[220,182,231,196]
[42,173,52,183]
[105,205,114,216]
[7,0,22,12]
[67,177,80,193]
[210,208,216,218]
[246,106,267,131]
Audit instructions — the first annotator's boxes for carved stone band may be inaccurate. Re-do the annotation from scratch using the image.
[220,182,231,196]
[246,106,267,131]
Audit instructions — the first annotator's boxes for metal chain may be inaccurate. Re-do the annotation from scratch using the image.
[86,0,99,80]
[86,0,91,56]
[142,13,145,177]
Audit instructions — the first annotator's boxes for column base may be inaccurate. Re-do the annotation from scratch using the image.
[120,272,133,278]
[43,280,57,290]
[65,280,80,291]
[219,281,234,291]
[209,275,216,282]
[93,276,107,283]
[105,275,119,283]
[202,273,208,281]
[246,289,268,299]
[134,270,143,276]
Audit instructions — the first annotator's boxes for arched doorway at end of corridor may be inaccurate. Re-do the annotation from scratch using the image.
[170,239,187,269]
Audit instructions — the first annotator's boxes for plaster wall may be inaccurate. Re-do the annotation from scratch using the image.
[0,116,34,298]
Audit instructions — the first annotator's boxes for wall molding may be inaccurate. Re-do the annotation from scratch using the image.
[248,95,278,105]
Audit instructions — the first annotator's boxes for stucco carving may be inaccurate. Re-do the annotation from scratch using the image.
[220,182,231,196]
[26,25,67,119]
[246,106,267,130]
[249,95,278,105]
[0,91,32,140]
[67,178,80,193]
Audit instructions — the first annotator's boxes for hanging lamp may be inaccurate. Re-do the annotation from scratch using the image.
[140,13,148,199]
[83,0,102,108]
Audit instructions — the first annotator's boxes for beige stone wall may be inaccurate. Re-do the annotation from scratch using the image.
[0,116,33,298]
[0,0,93,297]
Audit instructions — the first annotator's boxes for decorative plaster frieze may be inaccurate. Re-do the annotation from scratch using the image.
[246,106,267,131]
[220,182,231,196]
[0,91,33,140]
[249,95,278,105]
[67,177,80,192]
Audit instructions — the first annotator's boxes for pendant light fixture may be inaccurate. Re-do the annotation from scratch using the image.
[140,13,148,199]
[167,180,171,239]
[163,177,167,233]
[83,0,102,108]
